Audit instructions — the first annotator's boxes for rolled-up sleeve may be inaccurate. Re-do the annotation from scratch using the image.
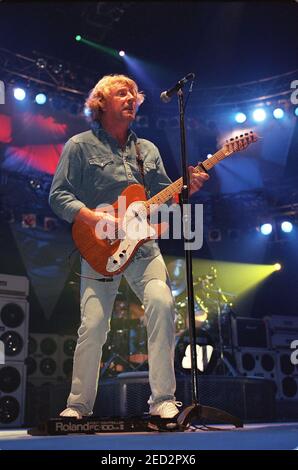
[49,139,86,223]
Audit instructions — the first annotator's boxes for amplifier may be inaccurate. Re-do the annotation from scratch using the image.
[0,274,29,298]
[270,332,298,349]
[0,362,26,427]
[0,297,29,362]
[232,317,269,349]
[27,334,60,380]
[264,315,298,332]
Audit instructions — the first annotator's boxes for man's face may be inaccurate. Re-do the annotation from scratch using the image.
[103,83,138,124]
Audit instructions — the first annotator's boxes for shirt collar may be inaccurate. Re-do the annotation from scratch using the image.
[91,120,138,147]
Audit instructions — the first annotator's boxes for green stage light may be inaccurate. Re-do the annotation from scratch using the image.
[74,36,119,59]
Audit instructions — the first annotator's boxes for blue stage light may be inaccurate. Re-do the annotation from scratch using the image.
[273,108,284,119]
[83,106,91,117]
[35,93,47,105]
[235,112,247,124]
[13,87,26,101]
[260,223,272,235]
[281,221,293,233]
[119,50,125,57]
[253,108,266,122]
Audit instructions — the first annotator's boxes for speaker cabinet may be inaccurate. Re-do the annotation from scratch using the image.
[27,334,60,380]
[235,348,278,382]
[270,332,298,350]
[58,335,76,380]
[0,297,29,362]
[275,350,298,400]
[0,362,26,427]
[0,274,29,298]
[264,315,298,333]
[232,317,269,349]
[93,372,275,422]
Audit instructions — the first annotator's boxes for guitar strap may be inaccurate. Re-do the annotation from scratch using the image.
[135,141,151,199]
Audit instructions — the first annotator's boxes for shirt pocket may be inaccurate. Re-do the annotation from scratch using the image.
[88,154,114,169]
[87,154,115,190]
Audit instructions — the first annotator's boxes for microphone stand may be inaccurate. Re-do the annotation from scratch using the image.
[175,88,242,429]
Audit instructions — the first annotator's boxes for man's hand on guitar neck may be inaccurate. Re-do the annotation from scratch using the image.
[188,166,209,195]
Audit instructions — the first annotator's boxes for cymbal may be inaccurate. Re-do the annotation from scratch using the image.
[193,275,216,286]
[167,259,186,297]
[204,288,236,297]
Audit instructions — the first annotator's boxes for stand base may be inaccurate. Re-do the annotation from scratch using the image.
[177,403,243,429]
[213,355,239,377]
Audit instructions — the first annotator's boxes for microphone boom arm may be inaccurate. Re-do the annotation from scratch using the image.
[160,73,195,103]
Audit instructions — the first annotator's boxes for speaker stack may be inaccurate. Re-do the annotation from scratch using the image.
[27,333,60,385]
[232,314,298,418]
[232,317,278,385]
[27,333,76,384]
[59,335,76,380]
[0,273,29,428]
[265,315,298,403]
[25,334,76,426]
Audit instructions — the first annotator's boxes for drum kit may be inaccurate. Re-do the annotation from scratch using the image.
[102,259,238,377]
[168,259,238,376]
[101,299,149,376]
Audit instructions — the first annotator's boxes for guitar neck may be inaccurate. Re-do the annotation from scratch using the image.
[145,146,232,208]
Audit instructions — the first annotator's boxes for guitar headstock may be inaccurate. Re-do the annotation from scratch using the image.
[224,130,258,154]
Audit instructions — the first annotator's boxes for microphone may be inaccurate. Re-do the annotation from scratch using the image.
[160,73,195,103]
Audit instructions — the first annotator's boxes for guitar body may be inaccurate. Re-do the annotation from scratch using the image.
[72,184,168,276]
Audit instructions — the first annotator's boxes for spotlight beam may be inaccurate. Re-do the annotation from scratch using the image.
[75,36,120,59]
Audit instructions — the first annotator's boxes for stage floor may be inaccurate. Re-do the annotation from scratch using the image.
[0,422,298,450]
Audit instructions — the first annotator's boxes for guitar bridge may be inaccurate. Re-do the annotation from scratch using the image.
[107,239,118,246]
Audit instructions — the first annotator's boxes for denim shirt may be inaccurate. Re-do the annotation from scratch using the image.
[49,122,172,259]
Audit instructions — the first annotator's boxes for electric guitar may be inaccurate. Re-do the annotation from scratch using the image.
[72,131,258,276]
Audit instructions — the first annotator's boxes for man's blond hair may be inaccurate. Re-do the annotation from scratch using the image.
[85,74,145,121]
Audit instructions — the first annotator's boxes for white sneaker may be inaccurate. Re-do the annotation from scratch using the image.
[149,400,182,419]
[59,407,82,419]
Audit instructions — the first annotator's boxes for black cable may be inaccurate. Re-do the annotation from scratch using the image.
[183,79,195,113]
[68,247,114,282]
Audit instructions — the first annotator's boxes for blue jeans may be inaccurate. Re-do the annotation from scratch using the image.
[66,248,176,415]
